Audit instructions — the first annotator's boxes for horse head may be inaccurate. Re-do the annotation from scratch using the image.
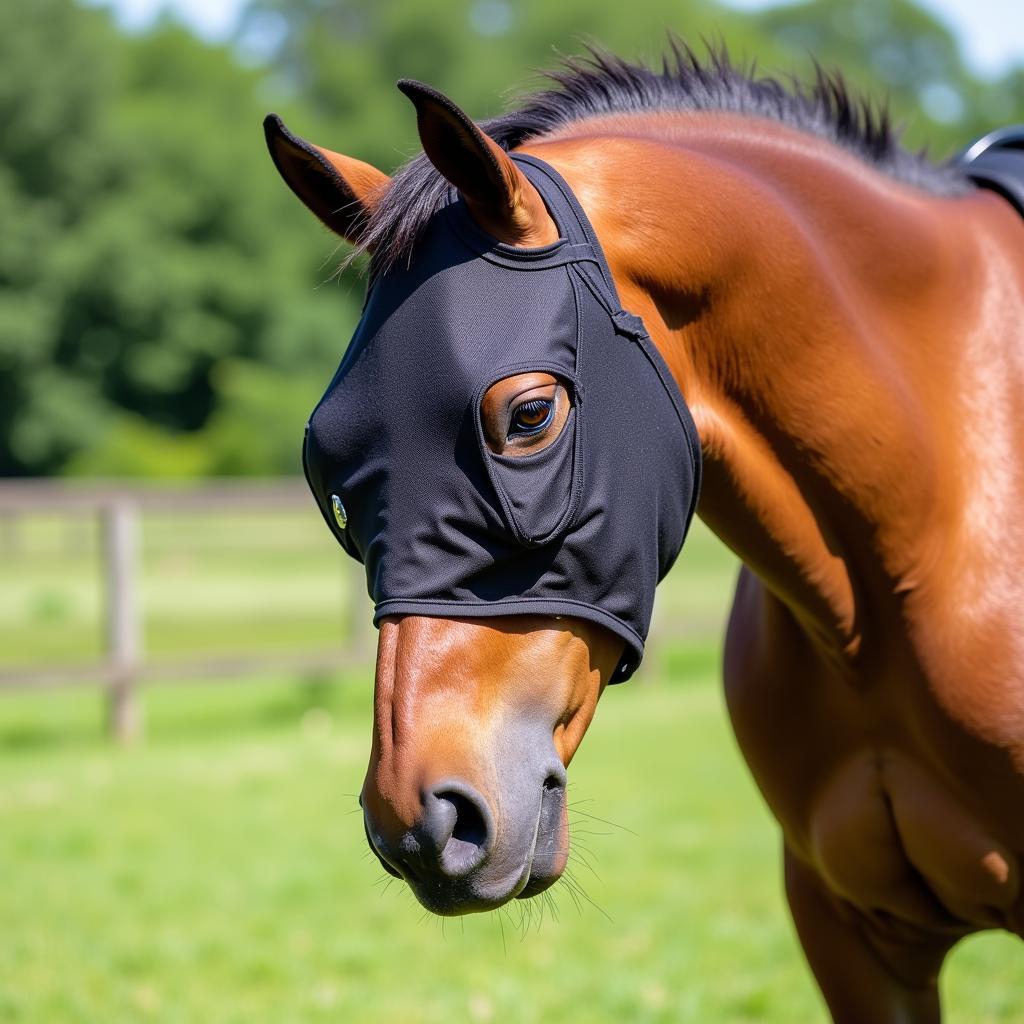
[264,81,699,914]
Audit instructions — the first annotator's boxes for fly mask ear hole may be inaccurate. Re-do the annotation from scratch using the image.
[476,375,584,548]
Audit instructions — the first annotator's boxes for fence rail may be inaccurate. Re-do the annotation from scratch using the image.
[0,479,370,742]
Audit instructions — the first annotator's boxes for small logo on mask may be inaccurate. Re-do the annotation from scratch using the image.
[330,494,348,530]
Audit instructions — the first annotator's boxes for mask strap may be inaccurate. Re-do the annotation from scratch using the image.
[511,154,627,315]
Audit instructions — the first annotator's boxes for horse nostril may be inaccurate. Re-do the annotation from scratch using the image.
[542,761,567,798]
[445,791,488,848]
[427,783,494,877]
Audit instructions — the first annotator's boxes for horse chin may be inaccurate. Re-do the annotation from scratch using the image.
[405,855,565,916]
[405,867,529,917]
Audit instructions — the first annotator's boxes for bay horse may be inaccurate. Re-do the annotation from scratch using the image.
[264,46,1024,1022]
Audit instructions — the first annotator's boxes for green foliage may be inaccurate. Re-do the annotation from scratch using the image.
[750,0,1022,154]
[1,0,1021,477]
[0,1,355,476]
[238,0,762,175]
[63,413,210,478]
[65,361,322,476]
[199,359,326,476]
[240,0,1021,166]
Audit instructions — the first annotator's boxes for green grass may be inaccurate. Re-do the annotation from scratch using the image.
[0,674,1020,1022]
[0,512,1021,1021]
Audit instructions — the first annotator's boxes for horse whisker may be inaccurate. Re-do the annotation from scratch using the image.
[559,875,584,916]
[543,889,560,924]
[569,848,602,881]
[570,808,638,836]
[562,867,614,923]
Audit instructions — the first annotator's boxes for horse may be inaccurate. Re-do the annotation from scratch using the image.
[264,45,1024,1022]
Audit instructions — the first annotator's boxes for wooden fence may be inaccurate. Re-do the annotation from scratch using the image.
[0,479,371,742]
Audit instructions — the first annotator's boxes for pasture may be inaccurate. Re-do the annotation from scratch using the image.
[0,512,1019,1021]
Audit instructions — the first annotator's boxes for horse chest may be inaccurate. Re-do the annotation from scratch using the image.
[805,749,1021,935]
[724,570,1024,936]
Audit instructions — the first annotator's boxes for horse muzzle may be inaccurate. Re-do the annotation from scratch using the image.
[363,762,569,915]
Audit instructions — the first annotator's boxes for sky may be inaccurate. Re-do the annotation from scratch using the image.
[90,0,1024,80]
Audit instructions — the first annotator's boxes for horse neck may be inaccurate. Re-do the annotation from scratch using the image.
[527,114,1024,658]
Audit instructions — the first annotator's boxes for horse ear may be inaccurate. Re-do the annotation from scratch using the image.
[396,80,557,246]
[263,114,390,244]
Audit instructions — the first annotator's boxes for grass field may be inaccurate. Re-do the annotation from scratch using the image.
[0,510,1021,1021]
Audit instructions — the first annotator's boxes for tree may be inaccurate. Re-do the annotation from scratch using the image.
[238,0,1020,167]
[749,0,1012,155]
[0,1,357,476]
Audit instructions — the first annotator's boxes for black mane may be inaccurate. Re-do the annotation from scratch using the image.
[360,41,969,268]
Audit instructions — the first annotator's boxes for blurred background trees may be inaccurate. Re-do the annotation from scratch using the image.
[2,0,1021,478]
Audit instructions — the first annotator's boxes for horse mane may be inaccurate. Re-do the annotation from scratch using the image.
[359,40,969,268]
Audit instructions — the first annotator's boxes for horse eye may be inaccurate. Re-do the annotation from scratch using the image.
[509,398,554,437]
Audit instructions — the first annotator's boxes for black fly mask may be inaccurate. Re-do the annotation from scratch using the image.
[303,154,702,682]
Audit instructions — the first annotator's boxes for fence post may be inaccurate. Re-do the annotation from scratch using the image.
[104,500,143,742]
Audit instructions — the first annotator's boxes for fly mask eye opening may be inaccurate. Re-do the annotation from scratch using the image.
[480,371,573,456]
[475,367,584,549]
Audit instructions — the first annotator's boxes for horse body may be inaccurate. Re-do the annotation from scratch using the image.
[530,113,1024,1008]
[266,55,1024,1020]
